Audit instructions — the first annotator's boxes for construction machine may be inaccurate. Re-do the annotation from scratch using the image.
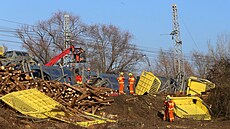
[45,45,86,66]
[27,45,86,84]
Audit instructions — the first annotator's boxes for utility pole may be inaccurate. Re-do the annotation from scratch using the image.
[64,14,71,66]
[170,4,185,92]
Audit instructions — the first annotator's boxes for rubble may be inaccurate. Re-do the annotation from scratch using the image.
[0,65,115,114]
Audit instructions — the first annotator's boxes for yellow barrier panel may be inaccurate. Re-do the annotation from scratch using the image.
[171,96,211,120]
[0,89,116,127]
[135,71,161,95]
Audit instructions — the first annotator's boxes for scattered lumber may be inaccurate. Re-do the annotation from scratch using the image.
[0,65,115,114]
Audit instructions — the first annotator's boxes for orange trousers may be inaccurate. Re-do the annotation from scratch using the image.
[119,83,124,94]
[163,109,168,121]
[163,109,174,122]
[129,83,134,94]
[169,110,174,122]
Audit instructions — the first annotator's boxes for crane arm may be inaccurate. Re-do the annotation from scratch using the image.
[45,46,74,66]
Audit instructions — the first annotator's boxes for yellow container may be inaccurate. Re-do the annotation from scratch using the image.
[171,96,211,120]
[135,71,161,95]
[187,76,215,96]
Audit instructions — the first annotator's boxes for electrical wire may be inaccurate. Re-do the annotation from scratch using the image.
[0,19,208,63]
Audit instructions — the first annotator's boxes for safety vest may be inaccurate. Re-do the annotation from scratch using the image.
[117,76,125,83]
[168,100,175,111]
[128,76,135,84]
[76,75,82,84]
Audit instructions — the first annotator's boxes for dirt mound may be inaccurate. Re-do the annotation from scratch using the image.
[0,94,230,129]
[95,95,230,129]
[101,95,164,128]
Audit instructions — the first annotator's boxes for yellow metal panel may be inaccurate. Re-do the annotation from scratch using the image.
[135,71,161,95]
[0,46,4,56]
[171,96,211,120]
[187,76,215,95]
[0,89,116,127]
[0,89,65,118]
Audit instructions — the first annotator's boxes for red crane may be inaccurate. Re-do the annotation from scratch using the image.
[45,46,85,66]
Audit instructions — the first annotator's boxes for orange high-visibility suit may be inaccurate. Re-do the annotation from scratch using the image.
[128,76,135,94]
[168,100,176,122]
[117,76,125,94]
[163,99,176,122]
[163,100,169,121]
[76,75,82,84]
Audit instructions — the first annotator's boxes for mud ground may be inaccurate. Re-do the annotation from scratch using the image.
[0,94,229,129]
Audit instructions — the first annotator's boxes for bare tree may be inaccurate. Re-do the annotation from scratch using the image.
[191,51,210,78]
[153,48,194,79]
[16,11,85,64]
[85,24,144,73]
[205,33,230,120]
[207,33,230,63]
[153,49,174,77]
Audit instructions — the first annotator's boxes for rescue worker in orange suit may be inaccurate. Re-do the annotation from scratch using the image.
[128,73,135,95]
[117,72,125,94]
[163,95,176,122]
[76,73,82,84]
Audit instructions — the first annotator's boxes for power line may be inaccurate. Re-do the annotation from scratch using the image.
[178,13,200,52]
[0,20,206,63]
[0,39,23,44]
[0,18,36,27]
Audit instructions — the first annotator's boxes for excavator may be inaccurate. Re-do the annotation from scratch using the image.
[45,45,86,66]
[29,45,86,85]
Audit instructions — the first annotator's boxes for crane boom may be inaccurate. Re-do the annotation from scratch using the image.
[45,46,86,66]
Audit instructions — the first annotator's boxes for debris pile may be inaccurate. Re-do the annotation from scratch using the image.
[0,64,115,114]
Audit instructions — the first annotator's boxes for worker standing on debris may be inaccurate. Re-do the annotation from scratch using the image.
[128,73,135,95]
[117,72,125,94]
[75,69,82,84]
[76,73,82,84]
[163,95,176,122]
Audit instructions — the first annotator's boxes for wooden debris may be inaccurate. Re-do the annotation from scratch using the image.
[0,65,115,115]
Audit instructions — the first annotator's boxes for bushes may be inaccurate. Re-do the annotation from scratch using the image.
[207,58,230,120]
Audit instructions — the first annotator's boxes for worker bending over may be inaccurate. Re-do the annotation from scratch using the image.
[117,72,125,94]
[128,73,135,95]
[163,95,176,122]
[75,69,82,85]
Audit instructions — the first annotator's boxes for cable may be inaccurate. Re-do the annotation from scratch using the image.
[0,20,210,63]
[0,18,36,27]
[0,39,23,44]
[178,14,200,52]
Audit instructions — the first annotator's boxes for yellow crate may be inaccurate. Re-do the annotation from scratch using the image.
[135,71,161,95]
